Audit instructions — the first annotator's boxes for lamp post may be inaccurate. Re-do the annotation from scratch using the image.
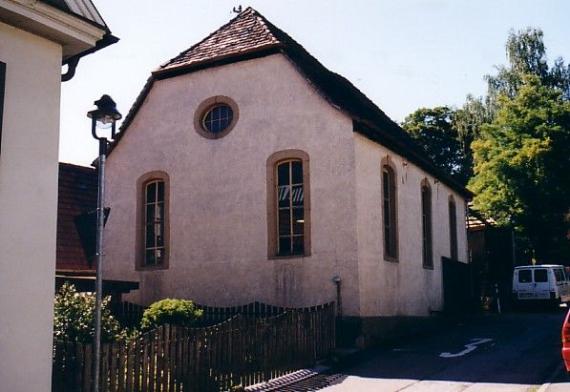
[87,95,121,392]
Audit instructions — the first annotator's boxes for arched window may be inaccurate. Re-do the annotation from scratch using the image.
[267,150,311,258]
[449,196,458,260]
[137,172,169,269]
[421,180,433,269]
[382,163,398,261]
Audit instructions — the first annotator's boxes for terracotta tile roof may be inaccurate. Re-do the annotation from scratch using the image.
[160,8,280,71]
[113,7,471,198]
[56,162,97,272]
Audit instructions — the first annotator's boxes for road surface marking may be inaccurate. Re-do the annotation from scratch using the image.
[536,363,564,392]
[439,338,493,358]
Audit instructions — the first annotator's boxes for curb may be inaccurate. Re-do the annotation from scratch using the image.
[244,348,362,392]
[245,365,330,392]
[537,363,564,392]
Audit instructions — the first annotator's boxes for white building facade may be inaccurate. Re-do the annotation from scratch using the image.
[0,1,115,390]
[103,8,470,342]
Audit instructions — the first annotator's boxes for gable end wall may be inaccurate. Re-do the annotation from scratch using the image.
[103,53,362,315]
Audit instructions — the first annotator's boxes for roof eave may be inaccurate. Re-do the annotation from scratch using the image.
[354,120,473,199]
[62,32,118,65]
[42,0,108,30]
[152,44,283,80]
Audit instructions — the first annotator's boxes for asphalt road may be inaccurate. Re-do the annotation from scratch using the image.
[318,309,570,392]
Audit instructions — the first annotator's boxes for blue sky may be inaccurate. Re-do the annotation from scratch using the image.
[60,0,570,165]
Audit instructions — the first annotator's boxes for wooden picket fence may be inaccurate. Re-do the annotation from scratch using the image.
[195,302,290,326]
[110,301,298,329]
[110,301,145,329]
[52,302,336,392]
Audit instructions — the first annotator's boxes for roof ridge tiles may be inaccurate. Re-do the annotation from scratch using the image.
[158,7,278,72]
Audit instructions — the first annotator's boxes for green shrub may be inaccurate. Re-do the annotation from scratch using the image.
[53,283,125,343]
[140,298,203,331]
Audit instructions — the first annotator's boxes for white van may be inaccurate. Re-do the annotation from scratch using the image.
[512,265,570,304]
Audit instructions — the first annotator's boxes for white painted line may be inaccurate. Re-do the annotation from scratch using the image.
[439,338,493,358]
[537,363,564,392]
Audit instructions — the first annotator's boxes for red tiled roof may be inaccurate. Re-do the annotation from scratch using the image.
[160,8,280,72]
[113,7,471,198]
[56,162,97,271]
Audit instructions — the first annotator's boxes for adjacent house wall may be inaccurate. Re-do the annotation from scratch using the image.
[0,21,62,392]
[104,53,363,315]
[354,134,468,318]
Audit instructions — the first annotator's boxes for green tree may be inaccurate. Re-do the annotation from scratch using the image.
[141,298,203,331]
[469,75,570,261]
[53,283,125,343]
[403,106,475,184]
[486,27,570,108]
[454,95,494,172]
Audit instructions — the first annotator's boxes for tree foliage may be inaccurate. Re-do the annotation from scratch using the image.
[402,106,467,184]
[486,28,570,107]
[403,27,570,262]
[471,27,570,261]
[141,298,203,331]
[469,75,570,261]
[402,100,492,185]
[53,283,125,343]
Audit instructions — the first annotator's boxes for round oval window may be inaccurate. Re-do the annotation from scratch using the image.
[202,104,234,135]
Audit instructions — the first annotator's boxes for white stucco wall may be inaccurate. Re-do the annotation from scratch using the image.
[0,21,62,392]
[104,54,362,315]
[354,134,468,317]
[104,53,469,320]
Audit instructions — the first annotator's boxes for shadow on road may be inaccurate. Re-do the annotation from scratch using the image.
[328,309,567,388]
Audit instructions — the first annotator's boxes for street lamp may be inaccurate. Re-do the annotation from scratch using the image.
[87,94,121,392]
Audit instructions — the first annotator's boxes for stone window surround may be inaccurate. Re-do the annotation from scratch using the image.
[381,156,399,262]
[0,62,5,155]
[135,171,170,271]
[449,195,458,260]
[421,178,434,270]
[193,95,239,139]
[266,149,311,259]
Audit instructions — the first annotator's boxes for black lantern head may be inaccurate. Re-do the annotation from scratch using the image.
[87,94,122,140]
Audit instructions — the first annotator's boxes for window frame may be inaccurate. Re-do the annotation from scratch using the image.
[202,103,234,135]
[449,195,458,260]
[421,179,433,269]
[193,95,239,139]
[534,269,548,283]
[381,158,399,262]
[0,62,5,155]
[136,171,170,270]
[554,268,565,283]
[267,150,311,259]
[518,269,532,283]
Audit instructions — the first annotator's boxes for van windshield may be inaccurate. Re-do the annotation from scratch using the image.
[534,269,548,282]
[518,270,532,283]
